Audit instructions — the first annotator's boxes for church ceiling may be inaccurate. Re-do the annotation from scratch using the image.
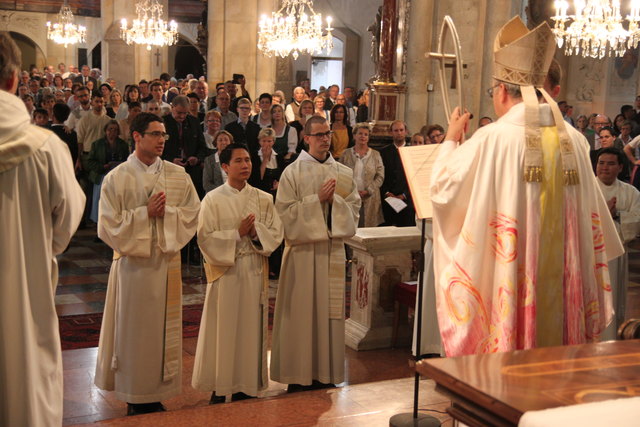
[0,0,205,23]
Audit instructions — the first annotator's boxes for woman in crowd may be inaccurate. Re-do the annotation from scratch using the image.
[202,130,233,193]
[63,77,73,89]
[313,95,329,120]
[252,93,272,128]
[203,110,223,155]
[100,83,112,103]
[270,103,298,160]
[356,89,370,123]
[613,113,626,135]
[339,123,384,227]
[53,74,64,90]
[86,79,97,96]
[410,133,426,145]
[187,93,203,121]
[107,89,124,119]
[329,104,353,160]
[576,114,593,137]
[289,99,314,149]
[426,124,445,144]
[254,127,284,197]
[87,120,129,224]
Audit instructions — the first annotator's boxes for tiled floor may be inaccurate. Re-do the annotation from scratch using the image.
[57,225,640,426]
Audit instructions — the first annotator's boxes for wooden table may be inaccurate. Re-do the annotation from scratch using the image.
[416,340,640,427]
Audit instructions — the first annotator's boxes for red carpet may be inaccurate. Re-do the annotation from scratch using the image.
[60,290,350,350]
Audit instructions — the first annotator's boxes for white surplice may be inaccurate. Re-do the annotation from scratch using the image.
[270,150,360,386]
[598,178,640,340]
[192,182,283,396]
[0,90,85,427]
[94,155,199,403]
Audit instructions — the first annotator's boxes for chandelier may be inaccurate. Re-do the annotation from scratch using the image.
[46,1,86,48]
[552,0,640,59]
[258,0,334,60]
[120,0,178,51]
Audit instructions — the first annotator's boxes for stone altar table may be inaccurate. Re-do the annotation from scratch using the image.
[345,226,422,350]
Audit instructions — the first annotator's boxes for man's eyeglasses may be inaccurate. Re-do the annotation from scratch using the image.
[143,131,170,141]
[430,133,444,140]
[486,83,501,99]
[308,131,333,138]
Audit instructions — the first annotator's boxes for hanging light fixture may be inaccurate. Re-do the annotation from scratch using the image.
[120,0,178,51]
[258,0,334,60]
[46,1,86,48]
[552,0,640,59]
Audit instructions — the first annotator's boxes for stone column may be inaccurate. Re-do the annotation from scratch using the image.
[377,0,397,83]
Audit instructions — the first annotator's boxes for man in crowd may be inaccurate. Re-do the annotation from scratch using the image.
[145,80,171,116]
[73,65,97,87]
[139,79,152,103]
[51,102,79,165]
[0,31,84,426]
[192,142,283,403]
[431,16,622,357]
[324,84,339,110]
[95,112,200,415]
[195,80,215,113]
[270,116,360,391]
[225,97,260,154]
[64,85,92,131]
[215,90,238,129]
[595,148,640,339]
[380,120,415,226]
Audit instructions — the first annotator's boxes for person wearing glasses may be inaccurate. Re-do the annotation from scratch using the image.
[431,16,622,357]
[95,112,200,416]
[425,124,445,144]
[271,116,360,392]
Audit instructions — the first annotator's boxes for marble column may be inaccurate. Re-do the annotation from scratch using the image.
[377,0,397,83]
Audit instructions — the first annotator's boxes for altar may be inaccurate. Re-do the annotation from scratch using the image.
[344,226,422,350]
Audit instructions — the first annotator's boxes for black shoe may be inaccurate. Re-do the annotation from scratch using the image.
[286,384,304,393]
[310,380,336,390]
[126,402,165,416]
[231,392,255,401]
[209,393,226,404]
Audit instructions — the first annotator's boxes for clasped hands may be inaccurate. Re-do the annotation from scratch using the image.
[238,214,258,239]
[147,192,166,218]
[318,178,336,203]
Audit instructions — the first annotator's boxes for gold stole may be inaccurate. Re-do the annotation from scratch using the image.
[328,167,352,320]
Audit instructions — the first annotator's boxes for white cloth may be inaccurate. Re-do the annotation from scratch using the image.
[64,105,91,131]
[143,101,171,116]
[94,154,200,403]
[76,112,111,152]
[257,148,278,169]
[598,178,640,339]
[214,152,228,182]
[192,183,283,396]
[431,102,623,356]
[0,90,85,427]
[352,149,369,192]
[270,150,360,385]
[273,124,298,153]
[518,397,640,427]
[114,103,128,121]
[412,219,444,356]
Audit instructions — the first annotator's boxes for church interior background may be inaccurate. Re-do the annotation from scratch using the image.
[5,0,639,135]
[3,0,640,425]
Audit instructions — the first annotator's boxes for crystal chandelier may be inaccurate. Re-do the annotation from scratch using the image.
[552,0,640,59]
[46,1,86,48]
[258,0,334,60]
[120,0,178,51]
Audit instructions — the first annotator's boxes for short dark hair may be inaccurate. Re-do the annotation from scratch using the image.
[219,142,249,166]
[329,104,349,126]
[33,108,48,118]
[597,147,624,165]
[186,92,199,101]
[52,102,71,122]
[149,80,163,91]
[127,101,142,110]
[159,73,171,82]
[598,126,615,137]
[258,92,273,102]
[130,112,163,139]
[621,104,634,114]
[138,79,148,85]
[304,115,328,134]
[91,92,103,100]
